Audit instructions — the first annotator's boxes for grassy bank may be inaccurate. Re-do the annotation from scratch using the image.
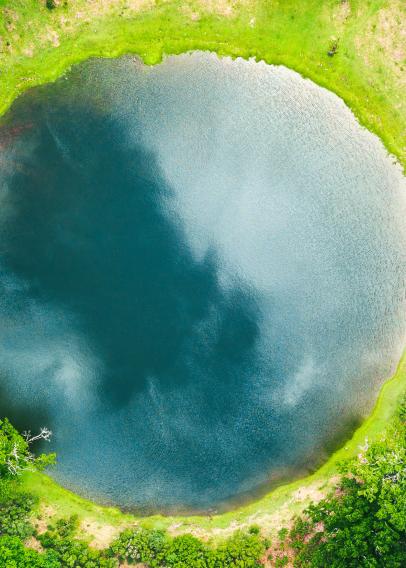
[0,1,405,169]
[1,0,405,547]
[21,350,406,543]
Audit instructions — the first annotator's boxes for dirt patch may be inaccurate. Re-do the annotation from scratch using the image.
[197,0,253,18]
[292,483,326,504]
[166,480,330,541]
[42,28,60,47]
[25,536,44,553]
[168,518,245,540]
[3,8,19,22]
[33,504,56,534]
[355,0,406,90]
[22,45,34,57]
[82,518,129,549]
[333,0,351,24]
[376,2,406,65]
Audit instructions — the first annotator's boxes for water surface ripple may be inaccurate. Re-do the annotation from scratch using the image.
[0,53,405,512]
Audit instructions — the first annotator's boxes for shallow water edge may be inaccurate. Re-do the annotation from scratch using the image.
[22,350,405,525]
[1,46,405,174]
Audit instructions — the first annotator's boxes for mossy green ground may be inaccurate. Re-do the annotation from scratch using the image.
[1,0,405,545]
[0,1,405,168]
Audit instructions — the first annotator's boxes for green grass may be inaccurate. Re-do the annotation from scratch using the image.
[0,1,405,168]
[1,0,405,542]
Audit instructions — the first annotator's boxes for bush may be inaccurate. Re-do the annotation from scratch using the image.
[165,534,209,567]
[110,527,266,567]
[109,526,168,565]
[39,516,118,568]
[248,525,261,535]
[0,492,37,540]
[289,398,406,567]
[212,531,265,567]
[0,535,60,567]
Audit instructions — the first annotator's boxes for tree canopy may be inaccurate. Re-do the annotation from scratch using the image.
[289,398,406,567]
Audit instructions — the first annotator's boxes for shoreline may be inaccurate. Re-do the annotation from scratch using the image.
[1,3,405,171]
[21,349,405,534]
[2,46,405,174]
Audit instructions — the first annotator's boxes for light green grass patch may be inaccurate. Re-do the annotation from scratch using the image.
[0,1,405,168]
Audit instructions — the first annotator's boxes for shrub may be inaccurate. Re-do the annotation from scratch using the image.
[248,525,261,535]
[0,535,60,567]
[39,515,118,568]
[211,531,265,567]
[109,526,168,565]
[0,492,37,540]
[110,527,266,568]
[289,398,406,567]
[164,534,209,567]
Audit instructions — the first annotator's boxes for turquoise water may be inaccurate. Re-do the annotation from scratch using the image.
[0,53,405,512]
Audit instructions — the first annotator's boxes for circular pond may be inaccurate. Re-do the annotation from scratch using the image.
[0,52,405,512]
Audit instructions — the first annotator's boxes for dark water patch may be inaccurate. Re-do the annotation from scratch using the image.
[0,52,405,512]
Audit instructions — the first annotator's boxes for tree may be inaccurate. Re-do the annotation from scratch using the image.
[0,535,60,567]
[109,526,168,566]
[39,516,118,568]
[211,531,265,567]
[0,418,55,479]
[164,534,208,567]
[289,398,406,567]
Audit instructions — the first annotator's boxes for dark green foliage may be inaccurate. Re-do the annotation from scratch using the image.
[109,526,168,565]
[211,531,265,567]
[275,556,289,567]
[0,418,32,479]
[38,516,117,568]
[0,419,60,565]
[0,535,60,568]
[46,0,57,10]
[289,398,406,567]
[109,527,265,567]
[248,524,261,535]
[165,534,208,567]
[0,492,37,540]
[277,527,288,544]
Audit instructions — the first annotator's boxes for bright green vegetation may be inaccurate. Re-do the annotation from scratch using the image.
[0,422,267,566]
[0,514,266,567]
[0,418,55,481]
[0,1,405,168]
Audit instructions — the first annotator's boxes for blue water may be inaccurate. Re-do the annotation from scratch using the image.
[0,53,405,512]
